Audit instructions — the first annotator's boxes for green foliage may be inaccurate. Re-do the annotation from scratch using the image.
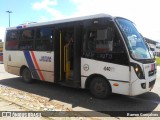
[156,57,160,66]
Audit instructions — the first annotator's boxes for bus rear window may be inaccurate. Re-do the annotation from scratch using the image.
[6,30,19,50]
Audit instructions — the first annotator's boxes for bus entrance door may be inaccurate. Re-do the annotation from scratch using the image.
[57,29,74,82]
[64,44,71,80]
[63,29,74,81]
[54,27,81,87]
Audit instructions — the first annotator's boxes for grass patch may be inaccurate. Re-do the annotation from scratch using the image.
[156,57,160,66]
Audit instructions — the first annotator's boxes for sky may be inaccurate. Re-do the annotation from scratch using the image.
[0,0,160,43]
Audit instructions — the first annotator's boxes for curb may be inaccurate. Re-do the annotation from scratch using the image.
[0,85,110,119]
[0,95,52,120]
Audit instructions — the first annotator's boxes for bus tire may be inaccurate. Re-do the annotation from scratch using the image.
[89,77,111,99]
[22,68,33,83]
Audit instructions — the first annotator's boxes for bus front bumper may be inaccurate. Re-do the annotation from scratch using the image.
[130,77,156,96]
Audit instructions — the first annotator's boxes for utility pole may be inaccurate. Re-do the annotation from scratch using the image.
[6,11,12,27]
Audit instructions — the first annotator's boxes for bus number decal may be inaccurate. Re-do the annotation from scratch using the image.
[104,66,115,72]
[39,56,51,62]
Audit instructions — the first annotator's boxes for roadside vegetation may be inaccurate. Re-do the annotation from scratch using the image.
[156,56,160,66]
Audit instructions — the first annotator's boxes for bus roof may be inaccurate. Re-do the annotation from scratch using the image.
[6,13,113,30]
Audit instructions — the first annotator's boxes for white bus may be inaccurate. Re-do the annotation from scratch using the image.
[3,14,157,98]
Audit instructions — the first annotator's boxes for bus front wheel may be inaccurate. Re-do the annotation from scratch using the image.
[89,77,111,99]
[22,68,33,83]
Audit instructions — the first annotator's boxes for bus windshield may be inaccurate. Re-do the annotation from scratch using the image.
[116,18,151,60]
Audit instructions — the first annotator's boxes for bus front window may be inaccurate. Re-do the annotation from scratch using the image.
[116,18,151,60]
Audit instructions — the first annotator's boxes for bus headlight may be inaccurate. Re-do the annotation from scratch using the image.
[135,67,139,72]
[132,63,145,79]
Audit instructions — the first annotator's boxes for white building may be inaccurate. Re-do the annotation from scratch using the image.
[145,37,160,57]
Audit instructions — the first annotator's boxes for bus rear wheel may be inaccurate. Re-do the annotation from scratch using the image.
[22,68,33,83]
[89,77,111,99]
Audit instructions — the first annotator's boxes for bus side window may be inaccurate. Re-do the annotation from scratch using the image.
[82,27,114,54]
[112,28,125,53]
[22,30,34,39]
[87,31,96,51]
[83,20,113,59]
[19,29,34,50]
[96,27,114,53]
[35,27,53,51]
[6,30,19,50]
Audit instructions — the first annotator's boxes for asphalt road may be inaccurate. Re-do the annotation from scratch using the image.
[0,64,160,117]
